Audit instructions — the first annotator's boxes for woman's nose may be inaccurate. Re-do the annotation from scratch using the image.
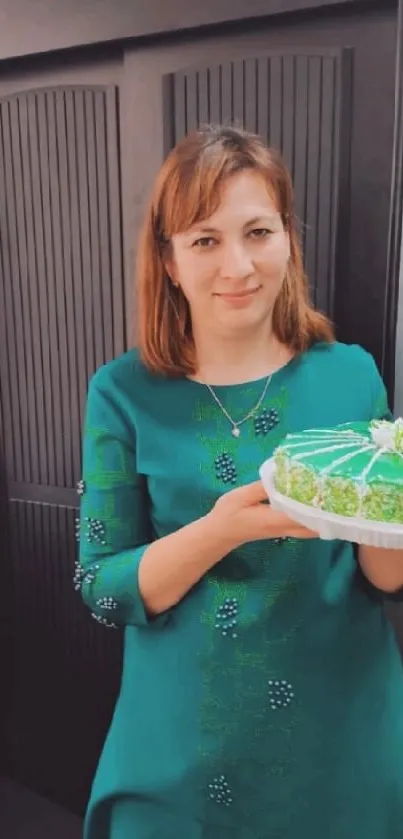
[219,241,254,279]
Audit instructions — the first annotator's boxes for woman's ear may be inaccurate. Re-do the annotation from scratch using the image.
[162,247,180,288]
[285,231,291,264]
[165,263,179,288]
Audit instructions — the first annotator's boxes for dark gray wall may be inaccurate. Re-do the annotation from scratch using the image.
[0,0,389,61]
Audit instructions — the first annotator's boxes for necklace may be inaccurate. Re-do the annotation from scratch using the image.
[203,374,273,437]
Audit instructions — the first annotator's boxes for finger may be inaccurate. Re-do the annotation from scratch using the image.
[267,509,318,539]
[231,480,270,505]
[271,511,316,534]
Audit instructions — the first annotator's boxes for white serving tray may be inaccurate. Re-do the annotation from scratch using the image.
[259,458,403,549]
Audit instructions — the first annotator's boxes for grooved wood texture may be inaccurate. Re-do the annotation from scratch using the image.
[0,84,125,811]
[0,85,125,492]
[163,50,352,315]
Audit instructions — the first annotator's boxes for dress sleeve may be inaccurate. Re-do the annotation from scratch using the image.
[75,374,170,629]
[367,352,393,421]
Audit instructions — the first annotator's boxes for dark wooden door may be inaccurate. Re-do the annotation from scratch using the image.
[0,82,125,811]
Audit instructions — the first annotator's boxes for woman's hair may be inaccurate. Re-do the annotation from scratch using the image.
[136,125,334,376]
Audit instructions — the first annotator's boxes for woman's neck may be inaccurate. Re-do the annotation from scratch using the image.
[191,331,293,386]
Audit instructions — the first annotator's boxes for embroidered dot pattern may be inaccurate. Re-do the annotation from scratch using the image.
[91,613,117,629]
[215,597,239,638]
[84,517,107,546]
[254,407,280,437]
[77,479,86,496]
[75,515,107,546]
[208,775,233,807]
[215,452,237,485]
[96,596,118,612]
[73,561,86,591]
[268,680,295,710]
[73,562,100,592]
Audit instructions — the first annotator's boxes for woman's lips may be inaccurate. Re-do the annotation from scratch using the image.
[215,287,261,304]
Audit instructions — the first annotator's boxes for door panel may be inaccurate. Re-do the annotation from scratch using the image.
[0,82,125,811]
[163,49,352,315]
[123,6,396,369]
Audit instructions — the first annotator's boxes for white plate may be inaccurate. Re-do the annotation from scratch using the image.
[259,458,403,548]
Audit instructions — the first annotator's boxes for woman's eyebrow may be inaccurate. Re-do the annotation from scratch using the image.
[189,214,279,235]
[243,214,279,227]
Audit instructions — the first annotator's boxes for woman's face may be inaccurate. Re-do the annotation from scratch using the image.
[167,170,290,338]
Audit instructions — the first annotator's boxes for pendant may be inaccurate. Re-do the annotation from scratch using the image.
[231,426,241,438]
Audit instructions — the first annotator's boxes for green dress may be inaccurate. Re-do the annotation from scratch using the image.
[77,341,403,839]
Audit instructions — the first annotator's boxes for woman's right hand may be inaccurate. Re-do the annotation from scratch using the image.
[208,480,318,549]
[138,480,316,617]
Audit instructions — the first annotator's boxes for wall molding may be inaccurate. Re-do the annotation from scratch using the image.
[0,0,385,63]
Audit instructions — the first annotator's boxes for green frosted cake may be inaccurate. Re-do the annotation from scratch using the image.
[274,418,403,524]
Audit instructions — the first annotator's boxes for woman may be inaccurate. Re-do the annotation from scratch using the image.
[77,125,403,838]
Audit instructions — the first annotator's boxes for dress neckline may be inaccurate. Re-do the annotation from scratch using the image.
[185,350,304,391]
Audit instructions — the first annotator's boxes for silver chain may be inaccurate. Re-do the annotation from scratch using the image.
[203,374,272,437]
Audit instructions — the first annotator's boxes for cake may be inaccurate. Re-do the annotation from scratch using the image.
[273,418,403,524]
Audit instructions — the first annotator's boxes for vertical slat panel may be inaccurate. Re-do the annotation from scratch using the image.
[293,56,309,250]
[0,218,15,476]
[38,91,64,487]
[282,55,296,175]
[209,65,222,124]
[106,85,125,359]
[257,57,269,140]
[95,90,113,365]
[75,89,94,385]
[0,82,125,812]
[85,89,104,374]
[1,85,124,489]
[2,100,30,483]
[47,90,72,487]
[10,97,39,485]
[16,96,42,483]
[174,73,187,140]
[269,56,283,152]
[56,90,81,482]
[244,59,258,134]
[198,69,210,125]
[162,49,351,317]
[0,108,19,479]
[185,72,198,132]
[8,496,121,808]
[20,94,48,485]
[305,57,322,302]
[27,93,54,486]
[221,63,233,125]
[316,58,336,312]
[162,75,175,158]
[232,60,245,126]
[65,89,88,431]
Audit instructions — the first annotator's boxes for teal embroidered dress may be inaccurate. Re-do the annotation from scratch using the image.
[77,342,403,839]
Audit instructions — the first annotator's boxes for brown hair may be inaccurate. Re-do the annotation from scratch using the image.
[136,125,334,376]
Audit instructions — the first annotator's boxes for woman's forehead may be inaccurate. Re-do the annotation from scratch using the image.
[170,169,281,236]
[202,173,279,220]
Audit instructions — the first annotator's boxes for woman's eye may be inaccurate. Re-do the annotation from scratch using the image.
[192,236,216,249]
[249,228,271,239]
